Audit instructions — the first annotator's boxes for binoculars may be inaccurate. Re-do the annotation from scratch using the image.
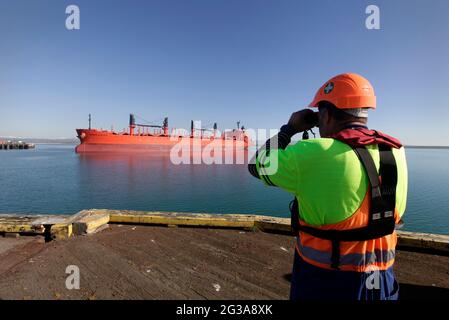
[305,112,319,128]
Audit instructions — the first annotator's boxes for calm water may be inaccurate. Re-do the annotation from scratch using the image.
[0,144,448,235]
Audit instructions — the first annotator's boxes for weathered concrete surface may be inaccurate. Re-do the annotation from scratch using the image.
[0,236,42,255]
[0,225,448,300]
[0,236,45,279]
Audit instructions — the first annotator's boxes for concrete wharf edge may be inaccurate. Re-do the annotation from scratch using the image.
[0,209,448,255]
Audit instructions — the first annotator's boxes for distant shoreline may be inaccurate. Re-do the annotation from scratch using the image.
[2,137,449,149]
[35,142,77,145]
[0,137,78,144]
[404,145,449,149]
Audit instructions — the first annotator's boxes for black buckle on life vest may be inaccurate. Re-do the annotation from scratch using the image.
[289,144,398,270]
[289,198,300,235]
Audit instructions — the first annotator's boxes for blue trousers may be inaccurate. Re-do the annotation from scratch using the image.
[290,250,399,300]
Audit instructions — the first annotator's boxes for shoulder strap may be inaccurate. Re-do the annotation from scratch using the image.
[378,144,398,219]
[352,145,397,227]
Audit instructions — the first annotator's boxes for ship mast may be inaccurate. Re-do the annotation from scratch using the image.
[163,117,169,135]
[129,114,136,136]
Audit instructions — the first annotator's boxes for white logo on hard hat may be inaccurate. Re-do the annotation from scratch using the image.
[324,82,334,94]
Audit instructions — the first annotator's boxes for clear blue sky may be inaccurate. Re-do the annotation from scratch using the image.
[1,0,448,145]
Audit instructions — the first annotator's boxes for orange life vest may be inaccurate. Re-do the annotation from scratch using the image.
[291,144,399,272]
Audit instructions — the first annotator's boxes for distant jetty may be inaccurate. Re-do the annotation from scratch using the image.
[0,140,35,150]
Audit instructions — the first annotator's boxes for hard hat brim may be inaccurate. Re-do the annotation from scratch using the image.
[309,95,376,109]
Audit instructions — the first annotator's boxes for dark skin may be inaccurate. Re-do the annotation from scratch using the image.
[287,107,367,137]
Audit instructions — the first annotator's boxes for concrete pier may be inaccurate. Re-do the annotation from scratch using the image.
[0,140,35,150]
[0,210,448,300]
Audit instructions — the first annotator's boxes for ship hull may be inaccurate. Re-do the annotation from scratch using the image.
[75,129,250,153]
[75,143,175,153]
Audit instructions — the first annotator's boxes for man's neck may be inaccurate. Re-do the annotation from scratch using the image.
[337,122,368,131]
[322,122,368,138]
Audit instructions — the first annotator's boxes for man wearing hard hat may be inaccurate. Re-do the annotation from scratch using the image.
[249,73,408,300]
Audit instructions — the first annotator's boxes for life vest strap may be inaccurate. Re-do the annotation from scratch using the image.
[352,145,397,228]
[330,239,341,270]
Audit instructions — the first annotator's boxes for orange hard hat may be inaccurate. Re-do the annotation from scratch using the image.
[308,73,376,110]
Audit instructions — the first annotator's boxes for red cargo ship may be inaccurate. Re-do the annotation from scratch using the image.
[75,114,251,153]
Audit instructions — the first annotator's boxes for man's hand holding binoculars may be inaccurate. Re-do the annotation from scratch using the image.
[287,109,319,134]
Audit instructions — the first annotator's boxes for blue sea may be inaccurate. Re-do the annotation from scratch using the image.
[0,144,448,235]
